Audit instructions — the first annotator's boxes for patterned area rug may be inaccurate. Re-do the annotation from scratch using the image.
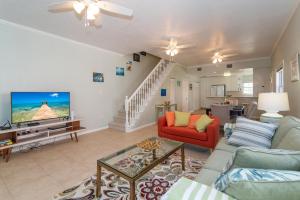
[53,153,205,200]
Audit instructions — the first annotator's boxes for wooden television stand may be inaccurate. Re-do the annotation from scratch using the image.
[0,119,85,162]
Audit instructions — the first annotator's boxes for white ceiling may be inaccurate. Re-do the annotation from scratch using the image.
[0,0,299,66]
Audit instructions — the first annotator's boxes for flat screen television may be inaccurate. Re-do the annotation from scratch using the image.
[11,92,70,124]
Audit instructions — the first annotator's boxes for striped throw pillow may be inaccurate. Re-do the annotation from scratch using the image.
[228,117,278,148]
[162,177,236,200]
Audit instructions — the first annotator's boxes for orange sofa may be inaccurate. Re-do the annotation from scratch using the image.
[158,115,220,151]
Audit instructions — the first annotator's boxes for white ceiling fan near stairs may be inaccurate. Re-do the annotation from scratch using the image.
[109,59,174,132]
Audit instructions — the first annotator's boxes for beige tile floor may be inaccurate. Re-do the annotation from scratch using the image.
[0,125,209,200]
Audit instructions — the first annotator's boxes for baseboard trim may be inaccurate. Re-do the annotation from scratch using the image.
[126,122,156,133]
[78,126,109,136]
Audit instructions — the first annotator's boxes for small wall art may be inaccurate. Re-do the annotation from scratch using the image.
[93,72,104,82]
[189,83,193,90]
[290,53,300,81]
[126,61,133,71]
[116,67,125,76]
[161,88,167,96]
[133,53,140,62]
[177,80,181,87]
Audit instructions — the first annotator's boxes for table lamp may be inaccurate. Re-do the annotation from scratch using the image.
[258,92,289,123]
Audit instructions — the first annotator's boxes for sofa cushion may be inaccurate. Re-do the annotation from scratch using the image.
[271,116,300,148]
[277,127,300,151]
[165,111,175,127]
[215,137,238,153]
[175,111,191,126]
[194,168,221,186]
[188,114,201,129]
[228,147,300,171]
[228,117,277,148]
[204,150,233,172]
[195,115,214,132]
[161,126,208,141]
[215,168,300,200]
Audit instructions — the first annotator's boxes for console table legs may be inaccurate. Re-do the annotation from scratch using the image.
[2,148,12,162]
[70,132,78,142]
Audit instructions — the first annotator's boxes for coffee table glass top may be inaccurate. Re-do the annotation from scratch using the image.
[98,137,183,178]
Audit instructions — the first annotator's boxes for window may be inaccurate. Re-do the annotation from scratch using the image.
[276,68,284,93]
[243,82,253,95]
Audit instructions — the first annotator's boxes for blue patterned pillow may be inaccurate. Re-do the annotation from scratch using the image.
[215,168,300,192]
[228,117,278,148]
[224,123,236,139]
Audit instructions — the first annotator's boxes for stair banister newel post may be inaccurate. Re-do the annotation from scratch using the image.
[125,96,129,130]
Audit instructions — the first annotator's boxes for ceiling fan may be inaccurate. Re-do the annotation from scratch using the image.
[152,38,194,61]
[48,0,133,27]
[210,48,238,64]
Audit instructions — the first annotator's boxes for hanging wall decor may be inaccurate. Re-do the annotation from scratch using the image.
[93,72,104,82]
[161,89,167,96]
[126,61,133,71]
[133,53,140,62]
[290,53,300,81]
[116,67,125,76]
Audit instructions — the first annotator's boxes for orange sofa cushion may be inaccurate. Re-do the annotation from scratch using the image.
[188,114,201,129]
[161,126,208,141]
[165,111,175,127]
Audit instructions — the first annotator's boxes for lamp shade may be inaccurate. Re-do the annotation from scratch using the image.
[258,92,290,114]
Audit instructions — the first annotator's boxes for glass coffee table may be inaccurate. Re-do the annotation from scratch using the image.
[96,137,185,200]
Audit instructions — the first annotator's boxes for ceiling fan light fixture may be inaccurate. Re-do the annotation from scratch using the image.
[166,49,171,55]
[87,3,100,15]
[73,1,85,14]
[212,59,218,64]
[218,58,222,62]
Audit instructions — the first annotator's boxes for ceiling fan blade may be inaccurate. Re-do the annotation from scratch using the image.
[176,44,195,49]
[48,1,76,12]
[93,15,103,27]
[223,53,238,58]
[96,1,133,17]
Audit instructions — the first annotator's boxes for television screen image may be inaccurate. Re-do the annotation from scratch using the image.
[11,92,70,124]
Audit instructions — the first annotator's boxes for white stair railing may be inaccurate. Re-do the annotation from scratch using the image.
[125,59,170,130]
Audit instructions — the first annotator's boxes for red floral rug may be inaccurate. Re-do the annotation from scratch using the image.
[53,154,205,200]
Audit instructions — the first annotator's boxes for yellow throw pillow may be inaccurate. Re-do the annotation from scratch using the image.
[175,111,191,126]
[195,115,213,132]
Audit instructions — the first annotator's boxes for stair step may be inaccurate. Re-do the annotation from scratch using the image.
[114,115,126,123]
[108,122,126,131]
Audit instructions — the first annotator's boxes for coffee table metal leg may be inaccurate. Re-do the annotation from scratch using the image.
[96,165,101,198]
[129,180,136,200]
[181,145,185,171]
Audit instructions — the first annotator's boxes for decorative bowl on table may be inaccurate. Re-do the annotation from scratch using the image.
[137,139,161,151]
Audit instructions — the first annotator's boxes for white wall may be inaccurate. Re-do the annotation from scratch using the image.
[0,20,160,130]
[272,3,300,117]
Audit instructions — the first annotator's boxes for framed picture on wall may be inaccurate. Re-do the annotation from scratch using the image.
[116,67,125,76]
[93,72,104,82]
[290,53,300,81]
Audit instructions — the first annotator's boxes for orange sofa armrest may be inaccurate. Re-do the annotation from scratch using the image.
[158,116,167,136]
[206,116,220,149]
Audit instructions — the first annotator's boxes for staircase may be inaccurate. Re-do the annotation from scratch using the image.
[109,59,173,132]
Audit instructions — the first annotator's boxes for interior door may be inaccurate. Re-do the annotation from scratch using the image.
[182,80,189,112]
[169,78,176,104]
[193,82,200,111]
